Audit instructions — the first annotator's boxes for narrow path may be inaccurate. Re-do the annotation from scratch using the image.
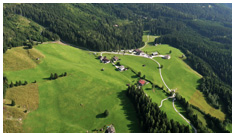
[150,58,171,92]
[140,33,150,50]
[159,93,175,108]
[173,98,197,133]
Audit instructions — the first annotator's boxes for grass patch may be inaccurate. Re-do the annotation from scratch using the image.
[189,90,225,121]
[3,46,44,71]
[5,83,39,111]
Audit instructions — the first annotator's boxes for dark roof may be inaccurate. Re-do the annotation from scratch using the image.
[113,56,119,60]
[102,58,110,62]
[138,79,146,85]
[134,49,142,53]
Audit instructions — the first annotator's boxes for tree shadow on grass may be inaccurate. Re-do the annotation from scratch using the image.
[131,75,138,78]
[96,113,106,118]
[145,88,152,90]
[117,90,143,133]
[43,77,51,80]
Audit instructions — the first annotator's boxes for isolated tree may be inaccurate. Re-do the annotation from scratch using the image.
[50,73,54,80]
[160,65,163,69]
[169,50,172,54]
[137,72,141,77]
[11,100,15,106]
[104,110,109,117]
[64,72,67,76]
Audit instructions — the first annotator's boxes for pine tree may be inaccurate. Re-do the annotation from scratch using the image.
[15,81,19,86]
[11,100,15,106]
[19,80,22,86]
[10,81,14,88]
[54,73,58,79]
[104,110,109,117]
[64,72,67,76]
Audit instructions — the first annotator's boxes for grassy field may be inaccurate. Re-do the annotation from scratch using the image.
[3,47,44,71]
[4,44,142,132]
[3,83,39,133]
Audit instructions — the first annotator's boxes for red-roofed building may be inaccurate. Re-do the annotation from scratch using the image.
[138,79,146,86]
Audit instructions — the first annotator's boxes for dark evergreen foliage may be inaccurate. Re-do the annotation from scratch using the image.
[127,85,190,133]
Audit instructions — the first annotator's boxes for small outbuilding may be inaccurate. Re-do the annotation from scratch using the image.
[163,55,171,59]
[138,79,146,86]
[152,52,159,56]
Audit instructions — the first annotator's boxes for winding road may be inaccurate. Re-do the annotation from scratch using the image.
[61,33,197,133]
[99,33,197,133]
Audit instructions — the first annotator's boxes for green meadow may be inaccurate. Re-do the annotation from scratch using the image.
[4,44,142,132]
[3,32,226,132]
[141,35,225,121]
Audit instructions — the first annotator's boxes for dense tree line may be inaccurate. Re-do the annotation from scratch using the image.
[127,85,191,133]
[175,93,229,133]
[3,4,144,52]
[49,72,67,80]
[3,6,59,53]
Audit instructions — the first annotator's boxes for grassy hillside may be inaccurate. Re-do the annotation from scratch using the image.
[4,44,142,132]
[141,35,225,121]
[3,47,44,71]
[3,83,39,133]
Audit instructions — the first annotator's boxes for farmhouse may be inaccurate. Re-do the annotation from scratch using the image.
[112,56,119,62]
[106,125,116,133]
[138,79,146,86]
[134,49,145,55]
[102,58,110,64]
[163,55,171,59]
[101,56,110,64]
[97,56,103,60]
[118,65,125,71]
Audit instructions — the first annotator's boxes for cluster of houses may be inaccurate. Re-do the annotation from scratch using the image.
[129,49,171,59]
[97,56,127,72]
